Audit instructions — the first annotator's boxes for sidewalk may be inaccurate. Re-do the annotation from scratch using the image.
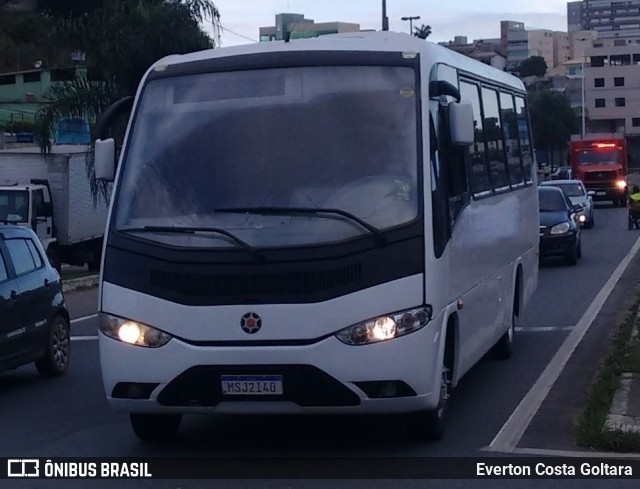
[60,265,99,293]
[604,313,640,436]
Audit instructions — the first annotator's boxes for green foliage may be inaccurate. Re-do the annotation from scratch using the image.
[529,90,577,152]
[517,56,548,78]
[0,11,65,72]
[413,24,431,40]
[34,0,221,200]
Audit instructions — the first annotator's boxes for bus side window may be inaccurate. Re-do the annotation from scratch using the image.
[514,95,534,183]
[430,110,451,258]
[459,81,492,197]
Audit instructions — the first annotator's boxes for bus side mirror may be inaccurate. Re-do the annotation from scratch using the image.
[95,138,116,181]
[449,101,474,146]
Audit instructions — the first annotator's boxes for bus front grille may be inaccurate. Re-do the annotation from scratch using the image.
[150,264,362,297]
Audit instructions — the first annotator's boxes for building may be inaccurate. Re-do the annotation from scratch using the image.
[567,1,584,33]
[581,0,640,39]
[501,21,572,71]
[584,36,640,156]
[259,13,360,42]
[0,67,89,127]
[439,37,506,70]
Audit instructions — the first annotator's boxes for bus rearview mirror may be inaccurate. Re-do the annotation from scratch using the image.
[95,138,116,182]
[449,102,474,146]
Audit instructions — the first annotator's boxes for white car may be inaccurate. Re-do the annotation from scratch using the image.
[540,179,594,228]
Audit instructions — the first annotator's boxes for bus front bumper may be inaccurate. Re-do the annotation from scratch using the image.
[99,323,442,415]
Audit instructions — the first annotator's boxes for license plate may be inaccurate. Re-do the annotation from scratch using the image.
[596,191,606,196]
[221,375,283,395]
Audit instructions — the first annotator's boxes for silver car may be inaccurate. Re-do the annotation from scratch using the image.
[540,179,594,228]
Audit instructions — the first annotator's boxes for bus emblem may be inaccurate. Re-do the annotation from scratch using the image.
[241,312,262,334]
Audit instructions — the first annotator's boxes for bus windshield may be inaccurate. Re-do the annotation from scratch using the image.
[577,149,620,166]
[114,66,419,248]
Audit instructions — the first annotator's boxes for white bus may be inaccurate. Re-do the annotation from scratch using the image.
[94,31,539,441]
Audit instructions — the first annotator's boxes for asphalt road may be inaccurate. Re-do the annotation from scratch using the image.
[2,202,640,488]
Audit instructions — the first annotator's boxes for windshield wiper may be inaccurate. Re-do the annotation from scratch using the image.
[123,226,259,255]
[215,206,387,243]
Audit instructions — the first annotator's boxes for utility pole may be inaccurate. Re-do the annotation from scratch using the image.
[382,0,389,31]
[401,15,420,35]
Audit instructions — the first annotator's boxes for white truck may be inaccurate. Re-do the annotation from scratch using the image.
[0,145,109,272]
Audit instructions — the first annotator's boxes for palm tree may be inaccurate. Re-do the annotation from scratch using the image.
[35,0,221,200]
[414,24,432,39]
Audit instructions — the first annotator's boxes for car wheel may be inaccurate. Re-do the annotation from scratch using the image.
[589,213,595,228]
[130,413,182,441]
[35,315,70,377]
[565,244,578,266]
[406,365,450,442]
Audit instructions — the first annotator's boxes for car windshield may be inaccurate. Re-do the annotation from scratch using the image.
[114,65,419,248]
[0,190,29,222]
[577,149,620,165]
[548,183,585,197]
[539,189,567,212]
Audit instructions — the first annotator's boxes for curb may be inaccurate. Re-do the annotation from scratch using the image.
[61,274,99,293]
[603,307,640,435]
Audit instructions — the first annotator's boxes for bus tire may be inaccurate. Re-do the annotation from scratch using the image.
[407,364,450,442]
[493,308,516,360]
[130,413,182,441]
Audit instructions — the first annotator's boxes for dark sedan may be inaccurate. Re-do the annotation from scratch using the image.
[0,224,70,376]
[538,186,583,265]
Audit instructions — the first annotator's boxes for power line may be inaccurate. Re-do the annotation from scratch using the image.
[221,27,259,44]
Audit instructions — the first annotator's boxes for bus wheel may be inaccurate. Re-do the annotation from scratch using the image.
[407,365,450,442]
[130,413,182,441]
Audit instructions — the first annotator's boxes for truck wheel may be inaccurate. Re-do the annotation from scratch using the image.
[47,246,61,274]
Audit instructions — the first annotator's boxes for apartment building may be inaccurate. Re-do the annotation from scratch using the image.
[584,37,640,155]
[502,21,571,70]
[259,13,359,42]
[582,0,640,39]
[568,1,584,32]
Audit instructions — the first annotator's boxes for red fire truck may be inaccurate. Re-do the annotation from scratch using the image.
[569,134,628,206]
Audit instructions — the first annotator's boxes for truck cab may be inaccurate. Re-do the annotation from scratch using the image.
[569,135,628,206]
[0,180,56,266]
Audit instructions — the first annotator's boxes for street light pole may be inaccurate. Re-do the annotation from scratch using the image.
[401,15,421,35]
[581,53,586,137]
[382,0,389,31]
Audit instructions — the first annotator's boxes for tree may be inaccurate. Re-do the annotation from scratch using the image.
[517,55,547,78]
[413,24,432,39]
[35,1,221,199]
[529,90,577,160]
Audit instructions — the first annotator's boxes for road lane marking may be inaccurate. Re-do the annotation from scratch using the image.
[71,336,98,341]
[70,314,98,325]
[515,326,574,332]
[487,234,640,454]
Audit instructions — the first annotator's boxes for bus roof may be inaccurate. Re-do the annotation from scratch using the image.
[149,31,525,93]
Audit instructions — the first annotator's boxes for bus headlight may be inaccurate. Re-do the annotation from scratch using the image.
[335,306,433,346]
[99,313,172,348]
[617,180,627,189]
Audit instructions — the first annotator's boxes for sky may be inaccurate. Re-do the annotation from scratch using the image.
[207,0,571,47]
